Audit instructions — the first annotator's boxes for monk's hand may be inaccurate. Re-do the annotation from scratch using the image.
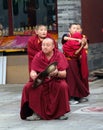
[81,40,86,47]
[30,70,38,80]
[49,68,58,77]
[64,36,69,41]
[81,38,87,46]
[82,37,87,42]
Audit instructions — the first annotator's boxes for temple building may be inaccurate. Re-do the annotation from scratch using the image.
[0,0,103,84]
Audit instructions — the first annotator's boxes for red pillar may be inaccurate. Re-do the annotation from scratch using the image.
[8,0,13,35]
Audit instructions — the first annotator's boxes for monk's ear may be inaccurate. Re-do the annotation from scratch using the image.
[36,30,38,35]
[69,28,71,32]
[52,44,55,49]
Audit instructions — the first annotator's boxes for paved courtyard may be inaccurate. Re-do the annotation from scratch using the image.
[0,79,103,130]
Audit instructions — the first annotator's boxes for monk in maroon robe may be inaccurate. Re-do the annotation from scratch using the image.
[27,25,57,75]
[63,32,83,57]
[62,32,89,104]
[20,38,70,120]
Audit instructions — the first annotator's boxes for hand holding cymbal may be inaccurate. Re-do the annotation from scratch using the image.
[32,61,58,88]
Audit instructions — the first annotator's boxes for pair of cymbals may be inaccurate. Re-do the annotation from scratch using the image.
[32,61,58,88]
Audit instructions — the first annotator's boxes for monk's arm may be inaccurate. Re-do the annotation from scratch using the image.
[84,41,88,50]
[75,44,85,55]
[30,70,38,80]
[82,37,88,50]
[57,70,67,78]
[49,69,66,78]
[64,36,82,43]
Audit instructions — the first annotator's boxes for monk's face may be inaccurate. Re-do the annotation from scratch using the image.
[36,26,47,38]
[42,39,54,55]
[69,24,77,34]
[76,25,82,33]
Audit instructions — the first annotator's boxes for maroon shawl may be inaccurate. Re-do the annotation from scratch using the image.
[62,32,82,57]
[31,49,68,73]
[20,49,70,120]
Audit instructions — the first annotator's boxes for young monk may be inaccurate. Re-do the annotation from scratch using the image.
[62,23,90,104]
[62,23,88,52]
[20,38,70,120]
[27,25,57,76]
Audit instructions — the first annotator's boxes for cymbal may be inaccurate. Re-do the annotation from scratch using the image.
[32,61,58,88]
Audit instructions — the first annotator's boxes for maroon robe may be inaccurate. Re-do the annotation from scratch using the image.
[20,49,70,120]
[62,33,89,98]
[62,32,82,57]
[27,33,57,74]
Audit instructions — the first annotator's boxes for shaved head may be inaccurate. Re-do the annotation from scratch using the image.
[42,38,54,45]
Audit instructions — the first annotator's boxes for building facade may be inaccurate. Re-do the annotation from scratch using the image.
[0,0,103,84]
[57,0,103,70]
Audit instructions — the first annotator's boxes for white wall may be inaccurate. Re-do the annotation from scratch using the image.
[0,56,7,84]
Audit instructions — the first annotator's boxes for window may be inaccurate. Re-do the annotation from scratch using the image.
[0,0,57,36]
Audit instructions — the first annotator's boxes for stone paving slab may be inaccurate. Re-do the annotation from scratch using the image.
[0,80,103,130]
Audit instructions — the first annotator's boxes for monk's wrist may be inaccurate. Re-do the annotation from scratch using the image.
[57,71,59,77]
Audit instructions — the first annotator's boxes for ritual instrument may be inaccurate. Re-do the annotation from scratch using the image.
[32,61,58,88]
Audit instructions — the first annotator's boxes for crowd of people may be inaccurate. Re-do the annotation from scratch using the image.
[20,24,90,121]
